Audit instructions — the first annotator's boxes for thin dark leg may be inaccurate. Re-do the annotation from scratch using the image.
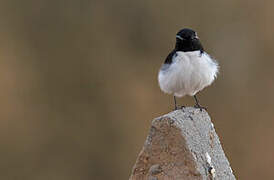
[194,95,199,105]
[174,96,185,110]
[174,96,178,110]
[193,95,207,111]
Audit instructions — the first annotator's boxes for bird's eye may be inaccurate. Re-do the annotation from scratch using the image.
[176,35,184,40]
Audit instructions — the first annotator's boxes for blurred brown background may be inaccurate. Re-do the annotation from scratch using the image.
[0,0,274,179]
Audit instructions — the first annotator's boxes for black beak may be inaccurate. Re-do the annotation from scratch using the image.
[191,36,199,40]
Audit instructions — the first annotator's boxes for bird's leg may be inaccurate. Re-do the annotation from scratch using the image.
[174,96,185,110]
[193,95,207,111]
[174,96,178,110]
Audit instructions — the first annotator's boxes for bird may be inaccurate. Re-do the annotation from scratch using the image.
[158,28,219,110]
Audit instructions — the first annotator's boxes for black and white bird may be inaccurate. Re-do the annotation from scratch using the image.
[158,28,219,110]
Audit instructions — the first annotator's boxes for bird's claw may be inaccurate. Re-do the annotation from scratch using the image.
[194,104,207,111]
[174,105,185,111]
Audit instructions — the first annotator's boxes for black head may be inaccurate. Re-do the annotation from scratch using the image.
[175,28,204,53]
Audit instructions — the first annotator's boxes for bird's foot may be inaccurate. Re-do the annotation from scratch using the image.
[174,105,185,111]
[194,104,207,111]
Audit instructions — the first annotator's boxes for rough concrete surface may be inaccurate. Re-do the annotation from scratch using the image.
[129,107,236,180]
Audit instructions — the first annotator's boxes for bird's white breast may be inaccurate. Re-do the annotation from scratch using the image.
[158,51,219,97]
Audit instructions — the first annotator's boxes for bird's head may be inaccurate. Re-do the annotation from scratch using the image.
[176,28,198,41]
[175,28,204,53]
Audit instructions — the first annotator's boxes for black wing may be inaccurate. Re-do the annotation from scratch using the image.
[164,50,176,64]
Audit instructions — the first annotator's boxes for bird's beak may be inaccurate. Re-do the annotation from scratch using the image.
[192,35,199,40]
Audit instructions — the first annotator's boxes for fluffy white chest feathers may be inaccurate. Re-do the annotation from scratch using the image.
[158,51,219,97]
